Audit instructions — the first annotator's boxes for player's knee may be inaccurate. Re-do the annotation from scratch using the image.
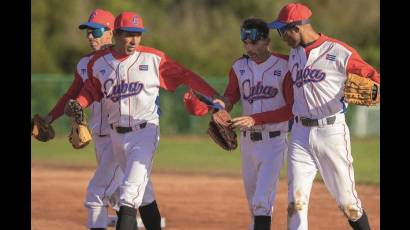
[339,204,362,221]
[291,190,307,212]
[287,199,307,218]
[252,197,271,215]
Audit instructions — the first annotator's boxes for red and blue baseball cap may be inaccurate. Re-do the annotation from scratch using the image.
[79,9,115,30]
[114,12,146,33]
[268,3,312,29]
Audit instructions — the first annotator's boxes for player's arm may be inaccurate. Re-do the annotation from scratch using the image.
[346,47,380,84]
[46,72,84,123]
[232,72,293,128]
[75,77,102,108]
[159,55,217,97]
[75,54,106,108]
[221,68,241,112]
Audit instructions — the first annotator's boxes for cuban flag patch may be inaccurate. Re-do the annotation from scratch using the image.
[274,70,281,76]
[139,65,148,71]
[326,54,336,61]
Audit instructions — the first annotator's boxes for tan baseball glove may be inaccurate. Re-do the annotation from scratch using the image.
[344,73,380,106]
[207,109,238,151]
[65,99,92,149]
[31,114,55,142]
[69,119,92,149]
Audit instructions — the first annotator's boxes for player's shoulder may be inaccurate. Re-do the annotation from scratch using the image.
[322,34,358,54]
[76,51,97,69]
[271,52,289,61]
[84,49,112,68]
[137,45,165,58]
[231,54,249,67]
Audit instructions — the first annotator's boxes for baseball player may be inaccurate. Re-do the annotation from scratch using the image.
[185,18,293,230]
[268,3,380,230]
[67,11,220,230]
[36,9,161,230]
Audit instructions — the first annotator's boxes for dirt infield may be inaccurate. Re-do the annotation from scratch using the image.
[31,165,379,230]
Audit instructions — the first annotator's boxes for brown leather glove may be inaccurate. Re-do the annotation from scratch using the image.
[65,99,92,149]
[344,73,380,106]
[207,109,238,151]
[31,114,55,142]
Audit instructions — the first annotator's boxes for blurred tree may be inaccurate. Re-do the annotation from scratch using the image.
[31,0,379,75]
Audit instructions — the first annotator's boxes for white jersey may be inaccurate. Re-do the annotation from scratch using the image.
[288,41,351,119]
[76,53,110,136]
[231,54,290,132]
[287,34,381,119]
[86,47,162,127]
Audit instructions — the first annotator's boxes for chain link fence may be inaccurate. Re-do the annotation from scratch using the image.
[31,74,379,137]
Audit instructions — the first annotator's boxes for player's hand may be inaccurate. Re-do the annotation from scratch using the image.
[42,115,52,125]
[213,96,232,111]
[213,98,226,109]
[230,116,255,128]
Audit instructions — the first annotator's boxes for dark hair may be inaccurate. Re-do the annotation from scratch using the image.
[241,18,269,39]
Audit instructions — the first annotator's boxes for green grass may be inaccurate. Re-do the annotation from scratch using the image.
[31,135,380,184]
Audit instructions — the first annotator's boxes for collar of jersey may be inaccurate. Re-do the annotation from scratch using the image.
[110,47,134,61]
[303,33,327,56]
[253,53,273,65]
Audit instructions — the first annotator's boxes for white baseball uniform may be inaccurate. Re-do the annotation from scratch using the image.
[76,45,217,209]
[224,52,293,229]
[286,33,380,230]
[48,52,156,228]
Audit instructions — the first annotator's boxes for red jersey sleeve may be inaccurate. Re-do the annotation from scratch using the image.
[223,68,241,105]
[159,55,216,97]
[76,77,103,108]
[47,72,84,123]
[76,54,105,108]
[346,49,380,84]
[251,72,294,125]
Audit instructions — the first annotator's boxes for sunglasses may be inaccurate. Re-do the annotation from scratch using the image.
[276,19,311,38]
[240,28,266,43]
[277,26,294,38]
[86,27,107,38]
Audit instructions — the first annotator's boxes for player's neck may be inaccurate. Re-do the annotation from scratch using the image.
[111,46,131,60]
[253,50,271,64]
[300,30,320,47]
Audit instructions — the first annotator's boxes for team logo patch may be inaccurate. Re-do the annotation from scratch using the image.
[326,54,336,61]
[239,69,245,75]
[103,79,144,102]
[242,80,278,104]
[139,65,148,71]
[293,65,326,88]
[132,16,138,25]
[273,70,281,76]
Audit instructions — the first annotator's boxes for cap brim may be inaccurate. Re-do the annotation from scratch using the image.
[78,22,105,30]
[118,27,146,33]
[267,21,287,29]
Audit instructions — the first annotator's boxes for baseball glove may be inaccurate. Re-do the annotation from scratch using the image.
[69,119,92,149]
[207,109,238,151]
[65,99,92,149]
[344,73,380,106]
[31,114,55,142]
